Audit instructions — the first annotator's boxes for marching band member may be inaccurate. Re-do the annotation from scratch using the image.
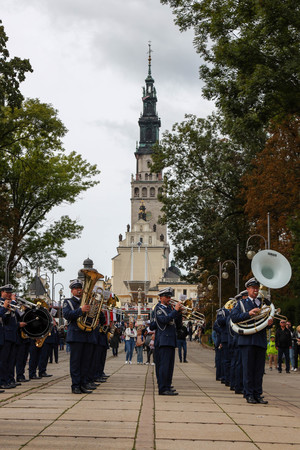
[63,279,94,394]
[152,287,182,396]
[0,285,26,389]
[231,277,273,404]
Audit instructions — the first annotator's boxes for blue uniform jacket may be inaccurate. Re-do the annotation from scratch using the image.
[63,296,94,343]
[212,321,221,348]
[2,300,19,343]
[0,305,6,346]
[230,297,268,349]
[215,308,230,343]
[154,303,181,348]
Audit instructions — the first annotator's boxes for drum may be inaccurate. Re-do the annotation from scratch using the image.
[23,306,53,339]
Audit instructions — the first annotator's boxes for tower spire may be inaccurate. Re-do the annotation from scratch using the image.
[148,41,152,77]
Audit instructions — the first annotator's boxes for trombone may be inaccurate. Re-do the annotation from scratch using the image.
[169,298,205,325]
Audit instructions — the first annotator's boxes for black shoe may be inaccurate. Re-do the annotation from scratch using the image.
[82,384,96,390]
[179,360,182,363]
[286,371,290,374]
[235,390,243,394]
[183,360,188,363]
[246,396,257,404]
[94,378,102,383]
[0,389,4,393]
[40,373,53,378]
[72,387,82,394]
[225,382,230,387]
[230,387,235,391]
[221,380,226,384]
[255,396,268,404]
[216,378,221,381]
[30,375,42,380]
[169,388,177,392]
[12,382,21,386]
[102,373,110,378]
[17,377,29,382]
[91,382,100,387]
[278,370,282,373]
[160,390,179,396]
[98,378,107,383]
[80,386,92,394]
[0,384,14,389]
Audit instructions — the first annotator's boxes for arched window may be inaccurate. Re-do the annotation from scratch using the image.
[131,236,134,243]
[142,187,147,197]
[149,236,152,244]
[145,173,148,181]
[150,187,155,197]
[134,187,140,197]
[149,173,152,181]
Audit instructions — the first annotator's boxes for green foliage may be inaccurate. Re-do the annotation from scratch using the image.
[161,0,300,147]
[152,114,250,275]
[0,98,100,278]
[0,20,33,109]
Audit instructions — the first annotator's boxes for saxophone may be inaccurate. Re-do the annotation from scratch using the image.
[77,268,104,332]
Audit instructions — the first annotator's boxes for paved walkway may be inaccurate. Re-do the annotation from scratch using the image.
[0,342,299,449]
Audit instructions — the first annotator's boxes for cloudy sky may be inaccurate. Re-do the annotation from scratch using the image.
[2,0,215,300]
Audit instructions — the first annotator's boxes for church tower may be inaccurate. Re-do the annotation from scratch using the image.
[111,45,170,304]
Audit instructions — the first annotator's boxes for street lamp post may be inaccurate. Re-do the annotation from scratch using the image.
[53,282,64,325]
[207,274,221,309]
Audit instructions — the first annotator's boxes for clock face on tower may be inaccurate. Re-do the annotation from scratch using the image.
[146,211,152,221]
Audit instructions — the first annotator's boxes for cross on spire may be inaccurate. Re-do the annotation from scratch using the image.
[148,41,153,76]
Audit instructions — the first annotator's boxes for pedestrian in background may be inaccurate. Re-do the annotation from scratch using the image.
[124,322,137,364]
[275,319,292,373]
[136,329,144,364]
[267,335,278,370]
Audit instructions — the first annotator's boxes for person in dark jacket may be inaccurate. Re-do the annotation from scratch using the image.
[275,320,292,373]
[176,323,188,363]
[110,328,121,356]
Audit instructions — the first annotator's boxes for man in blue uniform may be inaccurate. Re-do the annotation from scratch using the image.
[215,305,230,386]
[63,279,95,394]
[153,287,182,396]
[231,278,273,404]
[0,285,26,389]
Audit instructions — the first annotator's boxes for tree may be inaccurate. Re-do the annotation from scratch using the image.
[0,98,100,279]
[0,20,32,110]
[161,0,300,148]
[242,116,300,256]
[151,114,250,278]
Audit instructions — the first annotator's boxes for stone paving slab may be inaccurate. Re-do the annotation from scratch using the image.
[24,436,135,449]
[0,419,52,435]
[155,401,221,412]
[155,410,233,424]
[155,422,250,441]
[242,425,300,444]
[0,408,65,420]
[230,411,300,427]
[61,408,139,421]
[40,420,136,438]
[155,440,258,450]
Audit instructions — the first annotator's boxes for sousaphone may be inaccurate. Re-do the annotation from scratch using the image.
[230,250,292,335]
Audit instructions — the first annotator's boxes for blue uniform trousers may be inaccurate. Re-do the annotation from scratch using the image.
[69,342,93,389]
[241,345,266,397]
[157,346,175,394]
[0,341,15,385]
[234,347,243,392]
[28,341,50,377]
[229,346,235,389]
[215,347,221,380]
[96,345,107,378]
[15,341,30,379]
[221,343,230,383]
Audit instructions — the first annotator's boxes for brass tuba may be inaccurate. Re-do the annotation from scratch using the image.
[77,268,104,332]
